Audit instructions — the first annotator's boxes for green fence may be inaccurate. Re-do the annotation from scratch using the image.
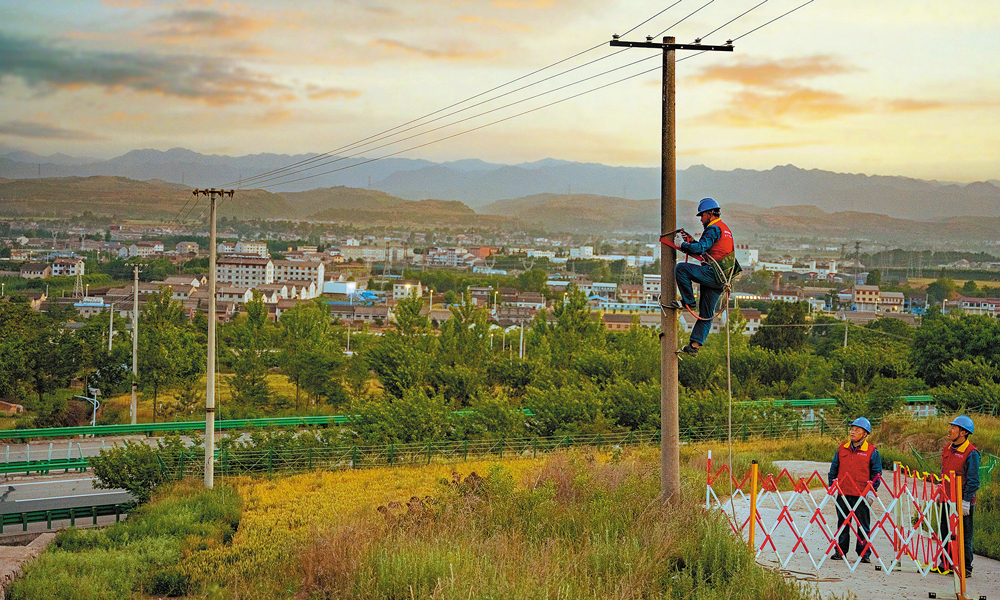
[0,503,129,534]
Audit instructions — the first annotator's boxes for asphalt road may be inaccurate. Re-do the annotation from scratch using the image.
[0,475,133,515]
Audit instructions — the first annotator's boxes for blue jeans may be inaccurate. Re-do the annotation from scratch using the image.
[675,262,723,346]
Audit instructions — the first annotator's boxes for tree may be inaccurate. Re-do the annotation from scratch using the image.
[138,290,205,421]
[227,295,275,409]
[749,301,808,353]
[279,301,342,407]
[865,269,881,286]
[925,278,955,305]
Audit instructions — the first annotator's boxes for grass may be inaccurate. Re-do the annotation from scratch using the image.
[99,372,316,423]
[6,479,241,600]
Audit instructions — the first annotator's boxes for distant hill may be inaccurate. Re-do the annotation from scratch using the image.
[2,148,997,220]
[479,194,1000,243]
[280,186,409,218]
[0,176,293,220]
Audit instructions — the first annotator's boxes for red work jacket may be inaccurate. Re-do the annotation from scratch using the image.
[835,441,876,496]
[941,439,977,503]
[704,218,734,261]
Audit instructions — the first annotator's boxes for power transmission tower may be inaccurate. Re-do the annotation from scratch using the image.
[73,270,84,299]
[192,188,235,490]
[609,34,733,504]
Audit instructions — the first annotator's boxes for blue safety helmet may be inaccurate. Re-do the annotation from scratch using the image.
[851,417,872,434]
[950,415,974,435]
[696,197,720,215]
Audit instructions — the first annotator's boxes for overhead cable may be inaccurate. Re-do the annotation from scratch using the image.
[248,54,661,189]
[223,3,693,188]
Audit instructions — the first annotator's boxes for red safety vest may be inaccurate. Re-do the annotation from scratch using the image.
[704,218,735,261]
[941,439,977,503]
[835,441,875,496]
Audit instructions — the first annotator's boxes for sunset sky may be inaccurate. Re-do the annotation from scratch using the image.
[1,0,997,183]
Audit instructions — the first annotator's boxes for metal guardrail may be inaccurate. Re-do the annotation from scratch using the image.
[0,410,536,442]
[0,415,350,442]
[0,503,129,534]
[0,458,89,476]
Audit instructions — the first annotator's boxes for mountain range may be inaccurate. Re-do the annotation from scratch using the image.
[2,148,997,220]
[2,176,999,245]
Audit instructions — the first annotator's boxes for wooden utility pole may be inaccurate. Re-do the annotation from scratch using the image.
[609,34,733,503]
[193,188,234,489]
[131,265,140,425]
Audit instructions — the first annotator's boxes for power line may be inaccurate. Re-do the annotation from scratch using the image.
[653,0,715,37]
[732,0,817,42]
[221,0,819,192]
[223,4,694,189]
[256,64,665,190]
[237,47,641,189]
[249,53,661,189]
[698,0,769,42]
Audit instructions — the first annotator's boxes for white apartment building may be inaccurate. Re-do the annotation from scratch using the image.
[570,246,594,259]
[128,241,164,258]
[217,241,236,253]
[734,244,759,269]
[643,274,662,302]
[272,260,325,287]
[236,240,269,258]
[393,280,424,300]
[52,257,85,277]
[958,296,1000,316]
[216,256,274,288]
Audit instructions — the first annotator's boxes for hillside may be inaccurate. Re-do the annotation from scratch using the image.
[0,176,292,220]
[3,148,998,220]
[478,193,1000,242]
[308,195,508,228]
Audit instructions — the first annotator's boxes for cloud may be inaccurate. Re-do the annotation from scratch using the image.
[371,38,496,61]
[148,9,273,43]
[681,141,827,156]
[885,98,947,113]
[0,32,289,105]
[0,121,105,140]
[699,88,864,128]
[690,56,859,89]
[306,86,363,100]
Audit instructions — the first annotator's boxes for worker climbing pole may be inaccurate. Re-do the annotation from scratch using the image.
[659,197,742,357]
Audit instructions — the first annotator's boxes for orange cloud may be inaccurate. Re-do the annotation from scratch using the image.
[371,38,496,61]
[699,88,863,128]
[690,56,859,89]
[885,98,947,112]
[255,109,294,125]
[148,10,274,43]
[306,86,363,101]
[681,140,827,156]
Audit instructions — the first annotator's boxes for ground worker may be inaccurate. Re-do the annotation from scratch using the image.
[936,415,980,578]
[828,417,882,563]
[667,197,739,356]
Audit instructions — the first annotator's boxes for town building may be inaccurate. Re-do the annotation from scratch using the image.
[51,257,85,278]
[19,263,51,279]
[393,280,424,300]
[216,256,274,288]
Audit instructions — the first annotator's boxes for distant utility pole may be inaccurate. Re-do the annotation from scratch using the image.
[609,34,733,504]
[854,241,861,285]
[193,188,235,490]
[131,265,140,425]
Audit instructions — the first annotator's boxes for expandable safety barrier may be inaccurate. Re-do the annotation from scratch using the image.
[705,452,973,596]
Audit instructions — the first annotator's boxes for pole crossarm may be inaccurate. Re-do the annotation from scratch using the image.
[610,39,734,52]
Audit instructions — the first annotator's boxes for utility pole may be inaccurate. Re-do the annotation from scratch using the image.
[609,34,733,503]
[131,265,140,425]
[193,188,234,489]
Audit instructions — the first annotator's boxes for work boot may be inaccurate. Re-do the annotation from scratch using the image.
[830,552,844,561]
[680,344,699,356]
[860,555,871,564]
